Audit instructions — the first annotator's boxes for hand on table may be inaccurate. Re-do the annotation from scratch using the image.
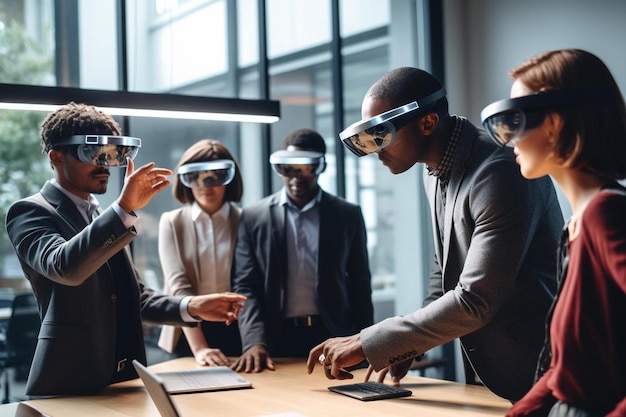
[194,347,231,367]
[364,357,412,386]
[231,345,275,373]
[306,334,364,380]
[188,292,246,325]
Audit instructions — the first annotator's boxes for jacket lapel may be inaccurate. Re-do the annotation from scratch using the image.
[317,192,332,278]
[442,122,474,274]
[180,206,202,289]
[40,181,89,232]
[268,193,287,308]
[425,175,443,265]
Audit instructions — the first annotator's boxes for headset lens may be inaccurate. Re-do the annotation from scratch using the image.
[341,121,397,156]
[272,163,323,178]
[482,110,547,147]
[178,160,235,188]
[74,144,139,166]
[269,150,325,178]
[483,111,525,147]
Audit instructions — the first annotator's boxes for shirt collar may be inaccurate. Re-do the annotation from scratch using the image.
[427,115,465,183]
[50,179,100,213]
[279,187,322,211]
[192,200,231,221]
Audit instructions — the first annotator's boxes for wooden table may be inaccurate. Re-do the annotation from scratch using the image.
[2,357,512,417]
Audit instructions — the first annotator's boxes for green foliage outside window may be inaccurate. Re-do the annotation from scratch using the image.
[0,7,54,276]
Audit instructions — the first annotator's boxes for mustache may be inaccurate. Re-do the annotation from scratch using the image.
[91,169,111,176]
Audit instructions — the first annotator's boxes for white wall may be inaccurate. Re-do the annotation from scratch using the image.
[443,0,626,217]
[444,0,626,122]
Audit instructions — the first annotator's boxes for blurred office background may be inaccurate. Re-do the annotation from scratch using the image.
[1,0,626,394]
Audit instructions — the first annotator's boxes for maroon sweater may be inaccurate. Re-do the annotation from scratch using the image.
[507,190,626,417]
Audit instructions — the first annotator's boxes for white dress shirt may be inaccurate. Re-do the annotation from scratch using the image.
[192,201,233,294]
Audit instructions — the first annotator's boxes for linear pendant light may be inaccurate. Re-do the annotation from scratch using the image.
[0,83,280,123]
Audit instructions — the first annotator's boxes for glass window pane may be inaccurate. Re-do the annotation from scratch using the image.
[0,1,55,288]
[78,1,119,89]
[126,0,228,93]
[0,110,50,286]
[237,0,259,67]
[0,0,55,86]
[266,1,334,193]
[342,43,394,299]
[340,0,390,37]
[266,0,331,59]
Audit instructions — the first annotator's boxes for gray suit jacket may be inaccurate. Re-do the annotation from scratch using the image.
[231,190,374,354]
[5,181,187,396]
[360,121,563,402]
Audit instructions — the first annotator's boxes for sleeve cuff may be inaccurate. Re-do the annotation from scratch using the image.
[180,296,202,322]
[111,201,139,230]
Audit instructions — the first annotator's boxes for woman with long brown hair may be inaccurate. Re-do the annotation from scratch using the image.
[481,48,626,417]
[157,139,244,366]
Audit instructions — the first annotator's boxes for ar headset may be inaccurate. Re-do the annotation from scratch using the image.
[55,135,141,166]
[177,160,236,188]
[339,87,447,157]
[269,149,326,178]
[480,89,607,147]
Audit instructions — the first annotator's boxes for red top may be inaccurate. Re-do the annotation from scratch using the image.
[507,190,626,417]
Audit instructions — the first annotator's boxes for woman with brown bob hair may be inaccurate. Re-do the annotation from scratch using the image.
[481,49,626,417]
[157,139,244,365]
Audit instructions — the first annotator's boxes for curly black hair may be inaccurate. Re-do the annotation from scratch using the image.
[40,102,121,153]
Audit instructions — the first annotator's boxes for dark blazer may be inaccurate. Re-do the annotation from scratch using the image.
[231,190,374,354]
[5,181,187,396]
[360,120,564,402]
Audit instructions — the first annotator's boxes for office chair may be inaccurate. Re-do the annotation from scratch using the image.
[409,354,448,377]
[0,292,40,404]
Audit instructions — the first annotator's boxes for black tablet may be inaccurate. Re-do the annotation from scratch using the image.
[328,381,412,401]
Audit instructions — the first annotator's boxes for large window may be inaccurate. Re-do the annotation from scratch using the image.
[0,0,55,287]
[1,0,435,329]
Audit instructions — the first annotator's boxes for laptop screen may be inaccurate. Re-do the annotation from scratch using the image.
[132,360,181,417]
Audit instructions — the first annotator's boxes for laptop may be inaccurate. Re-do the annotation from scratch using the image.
[133,360,182,417]
[132,359,252,395]
[328,381,412,401]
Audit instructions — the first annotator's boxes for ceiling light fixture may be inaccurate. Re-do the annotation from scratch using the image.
[0,83,280,123]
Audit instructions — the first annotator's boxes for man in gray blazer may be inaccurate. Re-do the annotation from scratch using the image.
[5,102,245,396]
[307,67,564,403]
[231,129,374,373]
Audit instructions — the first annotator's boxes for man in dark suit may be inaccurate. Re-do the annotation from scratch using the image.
[307,67,564,403]
[5,102,245,397]
[231,129,373,373]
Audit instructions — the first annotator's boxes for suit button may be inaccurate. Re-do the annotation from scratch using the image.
[111,294,117,302]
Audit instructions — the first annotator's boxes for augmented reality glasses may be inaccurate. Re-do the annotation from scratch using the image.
[269,150,326,178]
[339,87,447,157]
[177,160,236,188]
[480,89,605,147]
[55,135,141,166]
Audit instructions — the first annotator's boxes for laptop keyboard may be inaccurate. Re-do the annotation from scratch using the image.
[176,370,226,386]
[160,367,252,393]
